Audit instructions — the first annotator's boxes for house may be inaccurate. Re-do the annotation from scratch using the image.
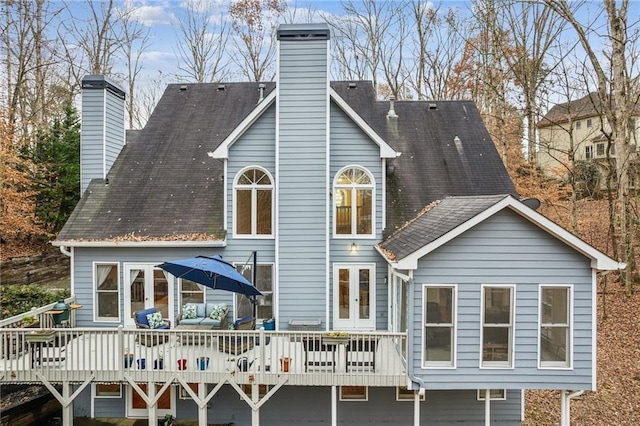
[537,92,640,191]
[2,24,624,426]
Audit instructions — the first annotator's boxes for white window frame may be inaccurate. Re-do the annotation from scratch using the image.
[477,389,506,401]
[480,285,515,369]
[586,118,592,128]
[422,284,457,368]
[538,285,573,369]
[234,262,274,325]
[333,165,375,238]
[179,279,205,307]
[339,386,368,401]
[94,383,122,398]
[233,166,274,238]
[396,387,426,401]
[93,262,120,322]
[575,120,581,129]
[585,145,593,159]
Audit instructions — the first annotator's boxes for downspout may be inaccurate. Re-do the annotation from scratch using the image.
[59,245,71,257]
[404,274,427,418]
[561,390,584,426]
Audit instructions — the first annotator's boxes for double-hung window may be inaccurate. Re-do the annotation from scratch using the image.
[234,167,273,237]
[334,166,374,237]
[236,263,273,324]
[423,285,455,367]
[180,279,204,305]
[94,263,119,321]
[539,285,571,368]
[481,285,514,368]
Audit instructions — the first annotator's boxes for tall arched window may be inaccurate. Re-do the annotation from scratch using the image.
[334,166,374,236]
[235,167,273,236]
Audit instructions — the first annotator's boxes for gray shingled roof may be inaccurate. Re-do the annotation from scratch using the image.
[57,81,516,242]
[377,194,510,261]
[537,92,640,128]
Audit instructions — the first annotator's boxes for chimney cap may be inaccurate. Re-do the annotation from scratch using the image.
[82,75,126,99]
[277,24,330,40]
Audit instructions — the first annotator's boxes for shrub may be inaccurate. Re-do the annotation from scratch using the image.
[0,284,70,319]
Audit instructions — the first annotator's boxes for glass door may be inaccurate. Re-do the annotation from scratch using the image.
[124,264,172,327]
[333,264,375,330]
[127,384,174,418]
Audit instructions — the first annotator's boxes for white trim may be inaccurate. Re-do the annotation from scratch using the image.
[421,284,457,369]
[332,263,376,330]
[325,41,331,331]
[223,160,228,235]
[591,269,597,390]
[330,88,399,159]
[381,158,386,230]
[92,261,121,323]
[393,195,625,271]
[53,240,225,248]
[538,284,573,370]
[94,383,122,398]
[178,278,206,309]
[232,166,275,238]
[102,89,107,179]
[479,284,515,369]
[274,40,281,338]
[477,389,506,401]
[209,90,277,159]
[332,165,376,238]
[123,262,175,329]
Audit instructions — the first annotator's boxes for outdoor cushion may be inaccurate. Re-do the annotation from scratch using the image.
[146,312,165,329]
[182,304,198,319]
[200,317,223,327]
[195,303,206,318]
[135,308,157,327]
[209,304,228,320]
[178,318,203,326]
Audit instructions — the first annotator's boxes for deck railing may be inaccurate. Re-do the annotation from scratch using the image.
[0,327,407,387]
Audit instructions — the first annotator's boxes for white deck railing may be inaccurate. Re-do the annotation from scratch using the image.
[0,327,407,387]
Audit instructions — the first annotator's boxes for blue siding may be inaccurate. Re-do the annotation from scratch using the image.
[410,209,594,390]
[277,39,329,326]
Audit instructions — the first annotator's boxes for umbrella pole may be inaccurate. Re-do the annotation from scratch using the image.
[252,251,258,320]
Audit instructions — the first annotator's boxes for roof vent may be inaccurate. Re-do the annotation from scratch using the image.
[258,83,265,102]
[428,103,437,110]
[217,84,226,91]
[387,96,398,118]
[179,85,188,91]
[521,197,541,210]
[348,82,357,89]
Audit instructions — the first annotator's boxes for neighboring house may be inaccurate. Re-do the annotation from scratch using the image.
[537,92,640,190]
[7,24,622,425]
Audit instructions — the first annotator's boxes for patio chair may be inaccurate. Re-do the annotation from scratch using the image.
[218,316,256,355]
[303,337,337,372]
[133,307,171,347]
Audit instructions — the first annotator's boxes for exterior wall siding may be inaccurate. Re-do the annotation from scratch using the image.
[277,38,329,327]
[329,102,387,330]
[410,209,594,390]
[172,387,521,425]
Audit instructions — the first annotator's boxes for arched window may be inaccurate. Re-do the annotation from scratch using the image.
[234,167,273,236]
[334,166,374,236]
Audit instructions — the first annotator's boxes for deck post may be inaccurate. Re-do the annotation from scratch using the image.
[331,385,337,425]
[413,389,420,426]
[484,389,491,425]
[62,382,72,426]
[198,382,208,426]
[147,381,156,426]
[560,390,568,425]
[252,383,260,426]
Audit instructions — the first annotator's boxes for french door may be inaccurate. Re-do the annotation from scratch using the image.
[333,264,376,330]
[124,264,172,328]
[127,384,174,418]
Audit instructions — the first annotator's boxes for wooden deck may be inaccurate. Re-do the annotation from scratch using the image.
[1,328,407,388]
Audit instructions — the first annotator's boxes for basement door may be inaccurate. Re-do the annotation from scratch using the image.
[333,264,376,330]
[127,384,174,418]
[124,263,172,328]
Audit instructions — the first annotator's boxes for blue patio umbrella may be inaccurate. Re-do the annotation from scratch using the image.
[156,255,263,297]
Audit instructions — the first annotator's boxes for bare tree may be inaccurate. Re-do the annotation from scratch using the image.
[174,0,230,83]
[229,0,287,82]
[544,0,640,292]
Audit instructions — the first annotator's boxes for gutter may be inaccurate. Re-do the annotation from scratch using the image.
[59,246,71,257]
[404,274,427,393]
[52,240,226,248]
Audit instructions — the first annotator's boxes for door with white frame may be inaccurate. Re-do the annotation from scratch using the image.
[124,263,173,328]
[333,263,376,330]
[127,384,174,418]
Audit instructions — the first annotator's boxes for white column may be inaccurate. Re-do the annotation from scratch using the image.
[147,382,156,426]
[414,390,421,426]
[484,389,491,425]
[560,390,568,426]
[332,385,337,425]
[198,382,207,426]
[62,382,73,426]
[252,383,260,426]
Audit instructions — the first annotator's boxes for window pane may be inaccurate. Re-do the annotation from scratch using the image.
[336,189,352,234]
[339,269,350,319]
[96,384,121,397]
[97,293,118,318]
[482,327,509,362]
[484,288,511,324]
[425,327,452,361]
[541,326,568,363]
[236,190,252,234]
[426,287,452,324]
[337,171,352,185]
[238,171,253,185]
[356,189,372,234]
[97,265,117,290]
[358,269,370,320]
[542,288,568,324]
[353,168,371,184]
[181,279,204,304]
[256,189,272,234]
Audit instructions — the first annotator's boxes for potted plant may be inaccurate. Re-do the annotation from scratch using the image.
[22,315,40,328]
[322,331,350,345]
